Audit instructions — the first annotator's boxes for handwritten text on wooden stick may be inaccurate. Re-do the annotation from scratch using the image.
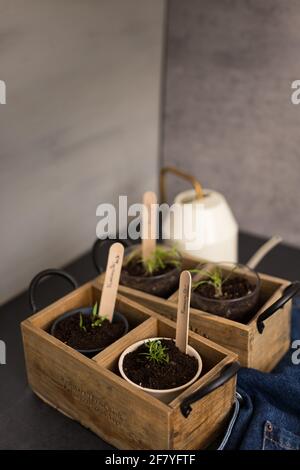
[175,271,192,354]
[99,243,124,322]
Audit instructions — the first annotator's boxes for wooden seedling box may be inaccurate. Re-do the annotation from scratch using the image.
[21,282,237,450]
[94,253,292,372]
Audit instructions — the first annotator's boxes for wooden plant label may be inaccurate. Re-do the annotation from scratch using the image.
[175,270,192,354]
[99,242,124,322]
[142,191,157,261]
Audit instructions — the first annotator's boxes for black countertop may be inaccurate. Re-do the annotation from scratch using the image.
[0,233,299,449]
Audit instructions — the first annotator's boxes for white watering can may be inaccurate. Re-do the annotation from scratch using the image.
[160,166,238,262]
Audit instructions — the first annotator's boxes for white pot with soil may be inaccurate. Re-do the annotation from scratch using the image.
[119,337,202,403]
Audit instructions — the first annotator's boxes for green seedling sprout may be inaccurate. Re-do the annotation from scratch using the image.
[79,301,107,331]
[140,339,169,365]
[190,265,237,298]
[79,313,87,332]
[125,245,181,276]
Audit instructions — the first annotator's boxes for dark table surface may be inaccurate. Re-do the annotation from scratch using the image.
[0,232,300,449]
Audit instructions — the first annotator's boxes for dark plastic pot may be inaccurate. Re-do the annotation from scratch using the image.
[93,239,182,298]
[51,307,129,355]
[120,265,181,298]
[190,262,261,322]
[120,245,182,298]
[29,268,129,356]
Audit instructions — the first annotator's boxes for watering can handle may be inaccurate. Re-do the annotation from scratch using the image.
[160,166,204,203]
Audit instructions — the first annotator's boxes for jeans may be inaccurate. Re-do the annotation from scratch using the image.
[223,299,300,450]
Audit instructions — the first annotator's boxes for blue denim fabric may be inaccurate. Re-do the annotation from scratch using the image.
[225,299,300,450]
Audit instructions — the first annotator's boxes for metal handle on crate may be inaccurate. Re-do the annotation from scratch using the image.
[256,281,300,334]
[160,166,204,203]
[180,361,240,418]
[92,238,132,274]
[29,269,79,313]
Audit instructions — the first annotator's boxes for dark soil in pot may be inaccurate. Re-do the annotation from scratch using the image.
[120,247,182,298]
[196,275,254,300]
[191,273,260,323]
[53,312,126,351]
[122,339,198,389]
[124,259,176,277]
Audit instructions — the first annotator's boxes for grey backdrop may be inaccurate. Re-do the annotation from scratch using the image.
[162,0,300,247]
[0,0,165,304]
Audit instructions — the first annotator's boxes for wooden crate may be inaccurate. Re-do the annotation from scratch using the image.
[21,282,238,450]
[94,253,292,371]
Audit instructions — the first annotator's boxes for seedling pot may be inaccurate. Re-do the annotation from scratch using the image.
[51,308,129,355]
[93,240,182,298]
[120,258,182,299]
[119,337,202,403]
[120,244,183,298]
[29,268,128,356]
[191,262,261,322]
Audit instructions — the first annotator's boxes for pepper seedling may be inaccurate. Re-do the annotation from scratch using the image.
[190,265,237,298]
[79,302,107,332]
[141,339,169,365]
[91,302,107,328]
[79,313,87,332]
[124,245,181,276]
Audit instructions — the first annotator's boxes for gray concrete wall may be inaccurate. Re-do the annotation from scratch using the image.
[162,0,300,247]
[0,0,165,304]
